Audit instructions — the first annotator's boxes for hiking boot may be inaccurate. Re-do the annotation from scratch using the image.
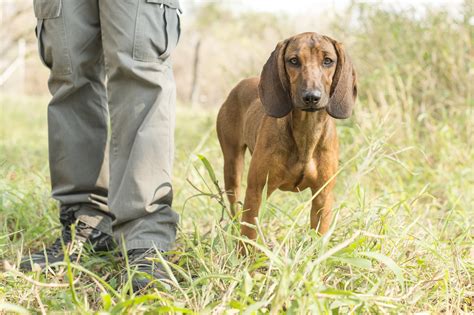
[19,207,115,271]
[124,248,171,291]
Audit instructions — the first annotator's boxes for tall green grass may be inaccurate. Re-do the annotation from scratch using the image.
[1,4,473,314]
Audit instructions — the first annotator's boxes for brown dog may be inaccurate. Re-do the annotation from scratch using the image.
[216,32,357,244]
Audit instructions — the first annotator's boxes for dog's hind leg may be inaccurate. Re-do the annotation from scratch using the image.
[216,78,258,220]
[222,145,246,218]
[216,101,246,218]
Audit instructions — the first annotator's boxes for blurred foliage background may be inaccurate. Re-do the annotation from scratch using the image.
[2,0,470,110]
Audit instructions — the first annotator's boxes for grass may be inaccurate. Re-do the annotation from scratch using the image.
[1,3,473,314]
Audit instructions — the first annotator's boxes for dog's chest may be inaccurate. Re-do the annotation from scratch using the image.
[279,158,319,191]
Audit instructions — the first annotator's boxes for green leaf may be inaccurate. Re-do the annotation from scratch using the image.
[359,252,405,288]
[229,300,244,310]
[332,256,373,269]
[101,293,112,310]
[244,271,253,296]
[321,288,355,296]
[197,154,217,184]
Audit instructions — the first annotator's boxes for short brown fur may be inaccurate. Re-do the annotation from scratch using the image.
[216,32,357,251]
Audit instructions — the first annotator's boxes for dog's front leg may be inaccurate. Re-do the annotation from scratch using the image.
[310,189,334,234]
[311,148,338,234]
[239,155,277,254]
[238,182,262,255]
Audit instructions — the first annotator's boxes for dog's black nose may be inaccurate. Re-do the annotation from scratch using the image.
[302,90,322,105]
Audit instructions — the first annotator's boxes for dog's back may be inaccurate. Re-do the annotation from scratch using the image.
[216,77,265,154]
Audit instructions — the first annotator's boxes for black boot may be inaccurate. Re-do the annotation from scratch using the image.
[19,207,115,271]
[124,248,171,291]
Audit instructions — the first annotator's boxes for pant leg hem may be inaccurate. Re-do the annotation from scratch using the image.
[75,207,113,235]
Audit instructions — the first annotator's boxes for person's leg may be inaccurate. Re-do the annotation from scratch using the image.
[99,0,181,252]
[38,0,113,232]
[21,0,113,270]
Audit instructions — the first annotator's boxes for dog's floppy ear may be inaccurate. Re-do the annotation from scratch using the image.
[326,38,357,119]
[258,40,292,118]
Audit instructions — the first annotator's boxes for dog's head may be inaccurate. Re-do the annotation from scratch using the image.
[258,32,357,119]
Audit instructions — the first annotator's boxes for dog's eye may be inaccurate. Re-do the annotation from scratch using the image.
[288,57,299,66]
[323,57,334,67]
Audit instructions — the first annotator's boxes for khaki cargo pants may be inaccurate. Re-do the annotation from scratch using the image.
[33,0,181,251]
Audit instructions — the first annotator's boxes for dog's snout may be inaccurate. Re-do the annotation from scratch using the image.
[302,90,322,105]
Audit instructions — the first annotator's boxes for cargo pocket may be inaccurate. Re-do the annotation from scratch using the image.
[33,0,72,75]
[133,0,181,63]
